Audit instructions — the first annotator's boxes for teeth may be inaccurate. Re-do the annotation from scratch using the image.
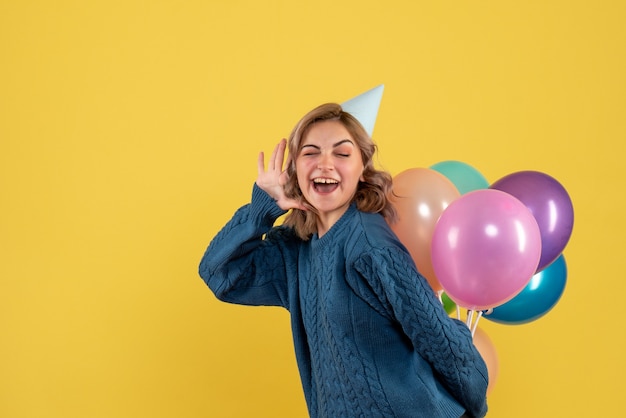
[313,178,338,184]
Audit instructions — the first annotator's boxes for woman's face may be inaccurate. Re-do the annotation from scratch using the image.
[295,120,364,235]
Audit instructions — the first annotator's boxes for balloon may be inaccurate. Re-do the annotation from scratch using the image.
[388,168,461,292]
[441,292,457,315]
[473,327,499,395]
[430,160,489,195]
[431,189,542,310]
[485,254,567,325]
[490,171,574,272]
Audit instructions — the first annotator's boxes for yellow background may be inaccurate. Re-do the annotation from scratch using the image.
[1,1,624,417]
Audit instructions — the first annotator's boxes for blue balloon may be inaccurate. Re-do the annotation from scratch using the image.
[485,255,567,325]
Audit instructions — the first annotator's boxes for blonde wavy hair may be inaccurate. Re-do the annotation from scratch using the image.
[283,103,396,240]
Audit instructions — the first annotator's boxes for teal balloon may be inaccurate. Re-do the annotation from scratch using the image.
[485,255,567,325]
[430,160,489,195]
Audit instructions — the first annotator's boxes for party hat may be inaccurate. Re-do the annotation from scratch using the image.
[341,84,384,137]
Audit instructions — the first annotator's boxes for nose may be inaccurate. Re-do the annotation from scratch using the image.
[317,153,333,170]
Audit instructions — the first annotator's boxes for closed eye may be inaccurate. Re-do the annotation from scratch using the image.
[300,145,320,157]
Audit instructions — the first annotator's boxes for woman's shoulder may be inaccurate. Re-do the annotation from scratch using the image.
[351,210,407,253]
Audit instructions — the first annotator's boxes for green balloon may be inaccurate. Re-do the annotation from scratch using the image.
[430,160,489,195]
[441,292,457,314]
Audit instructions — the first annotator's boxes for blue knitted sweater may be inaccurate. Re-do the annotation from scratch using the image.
[199,185,488,418]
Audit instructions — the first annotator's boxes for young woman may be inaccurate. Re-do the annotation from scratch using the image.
[199,103,488,417]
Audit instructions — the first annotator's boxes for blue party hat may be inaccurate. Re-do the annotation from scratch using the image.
[341,84,384,137]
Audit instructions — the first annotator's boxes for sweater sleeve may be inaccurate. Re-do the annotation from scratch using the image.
[353,247,489,418]
[198,184,298,308]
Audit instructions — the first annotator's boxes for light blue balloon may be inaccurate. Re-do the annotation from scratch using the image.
[430,160,489,195]
[485,255,568,325]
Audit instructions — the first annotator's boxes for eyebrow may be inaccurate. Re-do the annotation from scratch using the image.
[301,139,355,150]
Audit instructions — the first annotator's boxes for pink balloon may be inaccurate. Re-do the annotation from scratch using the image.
[431,189,542,310]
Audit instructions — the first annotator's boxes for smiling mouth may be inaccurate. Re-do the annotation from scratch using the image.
[312,178,339,193]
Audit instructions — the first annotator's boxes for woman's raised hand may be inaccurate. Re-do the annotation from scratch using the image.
[256,139,306,211]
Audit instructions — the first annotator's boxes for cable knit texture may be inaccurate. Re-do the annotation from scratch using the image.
[199,185,488,418]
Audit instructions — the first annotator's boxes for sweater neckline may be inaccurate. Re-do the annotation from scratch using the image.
[311,203,357,248]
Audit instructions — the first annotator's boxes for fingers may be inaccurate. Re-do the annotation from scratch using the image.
[263,139,287,172]
[268,142,279,171]
[259,139,288,177]
[276,139,287,171]
[257,151,265,175]
[271,139,286,172]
